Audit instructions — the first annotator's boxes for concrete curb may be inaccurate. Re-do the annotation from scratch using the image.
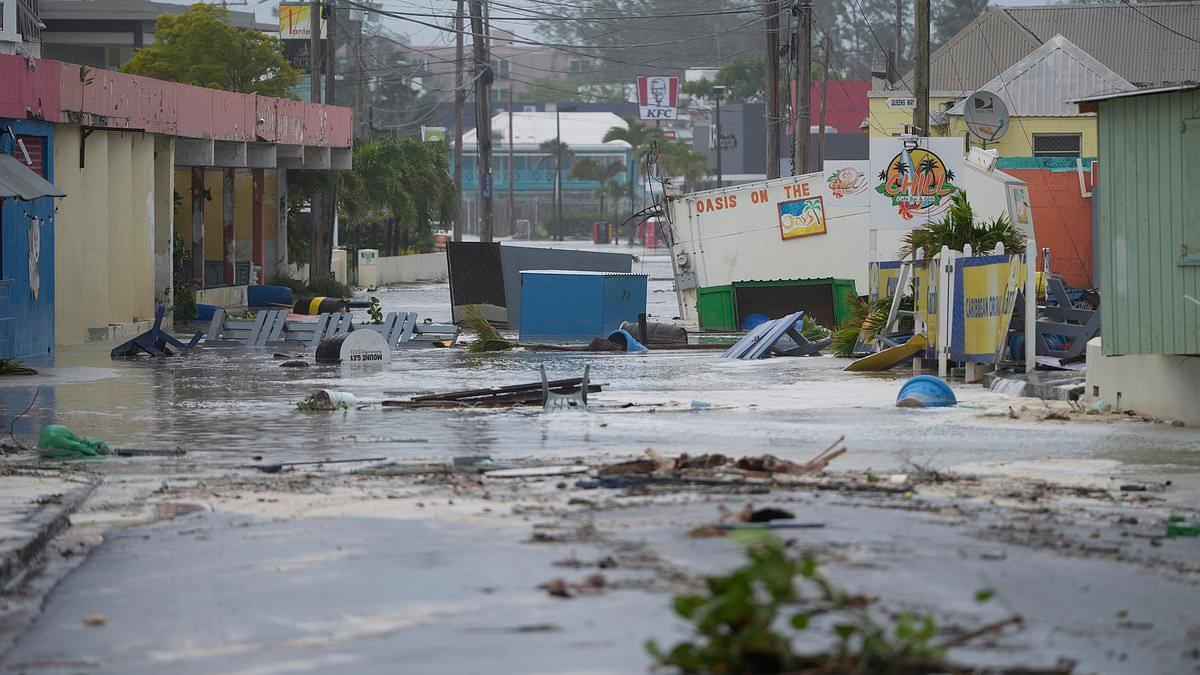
[0,469,100,591]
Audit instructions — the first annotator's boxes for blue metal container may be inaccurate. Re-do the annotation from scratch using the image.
[519,270,648,343]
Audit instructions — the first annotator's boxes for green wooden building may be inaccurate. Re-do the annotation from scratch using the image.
[1078,84,1200,356]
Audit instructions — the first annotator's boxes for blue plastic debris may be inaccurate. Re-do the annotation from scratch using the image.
[896,375,957,408]
[605,328,648,353]
[194,304,220,322]
[741,312,771,331]
[247,284,294,308]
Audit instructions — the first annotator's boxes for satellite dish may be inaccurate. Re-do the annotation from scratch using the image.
[963,89,1009,142]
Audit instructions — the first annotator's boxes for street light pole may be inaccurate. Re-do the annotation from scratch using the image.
[712,85,726,188]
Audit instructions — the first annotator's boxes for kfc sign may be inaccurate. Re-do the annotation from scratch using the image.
[637,76,679,121]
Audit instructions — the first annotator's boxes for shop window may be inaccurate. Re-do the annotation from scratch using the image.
[1032,134,1081,158]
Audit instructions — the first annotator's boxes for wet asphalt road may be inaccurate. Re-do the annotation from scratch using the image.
[3,489,1199,674]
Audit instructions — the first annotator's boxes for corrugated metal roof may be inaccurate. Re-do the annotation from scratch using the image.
[898,2,1200,93]
[0,153,65,201]
[1073,82,1200,103]
[947,35,1135,117]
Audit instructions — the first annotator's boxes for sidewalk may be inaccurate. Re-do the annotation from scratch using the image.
[0,465,99,590]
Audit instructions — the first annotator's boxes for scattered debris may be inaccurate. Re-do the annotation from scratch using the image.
[462,304,516,352]
[747,507,795,523]
[598,459,660,477]
[675,453,728,470]
[1167,516,1200,538]
[297,390,358,411]
[735,436,847,476]
[722,311,831,360]
[486,466,590,479]
[383,374,600,409]
[38,424,110,460]
[0,358,38,376]
[542,574,607,598]
[245,457,387,474]
[82,613,107,627]
[279,360,309,368]
[110,306,202,358]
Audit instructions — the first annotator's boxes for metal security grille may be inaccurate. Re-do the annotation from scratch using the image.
[1033,134,1082,157]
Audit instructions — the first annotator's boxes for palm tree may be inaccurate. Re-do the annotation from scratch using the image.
[658,141,710,192]
[571,158,626,217]
[603,116,665,222]
[537,139,573,169]
[898,190,1025,262]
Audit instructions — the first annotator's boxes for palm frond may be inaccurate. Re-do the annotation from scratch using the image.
[461,305,516,353]
[898,190,1026,263]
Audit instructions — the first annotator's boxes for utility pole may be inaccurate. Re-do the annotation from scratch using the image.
[555,107,563,241]
[308,0,321,102]
[713,85,726,188]
[507,85,515,239]
[469,0,494,242]
[452,0,465,242]
[325,0,335,106]
[913,0,930,134]
[893,0,903,84]
[354,9,364,138]
[317,0,338,280]
[793,0,811,175]
[764,0,781,179]
[818,33,830,167]
[307,0,322,281]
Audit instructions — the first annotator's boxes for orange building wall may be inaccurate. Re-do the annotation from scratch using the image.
[1004,168,1094,288]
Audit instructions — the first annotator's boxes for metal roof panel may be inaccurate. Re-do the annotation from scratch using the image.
[0,153,66,201]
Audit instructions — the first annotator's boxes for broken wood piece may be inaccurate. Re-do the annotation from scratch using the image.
[598,459,660,477]
[674,453,729,470]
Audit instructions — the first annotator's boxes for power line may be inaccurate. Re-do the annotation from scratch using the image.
[362,1,762,21]
[345,0,777,55]
[1116,0,1200,47]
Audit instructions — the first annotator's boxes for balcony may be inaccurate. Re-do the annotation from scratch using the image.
[0,0,42,54]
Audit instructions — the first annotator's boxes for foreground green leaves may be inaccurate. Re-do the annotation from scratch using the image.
[647,534,955,674]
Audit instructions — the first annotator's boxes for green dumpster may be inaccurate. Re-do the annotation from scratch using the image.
[695,278,857,331]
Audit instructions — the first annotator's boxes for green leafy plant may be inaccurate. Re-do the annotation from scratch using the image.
[461,305,516,353]
[0,359,37,376]
[648,533,982,675]
[899,190,1025,263]
[800,316,831,342]
[367,296,384,325]
[831,294,894,357]
[120,4,299,98]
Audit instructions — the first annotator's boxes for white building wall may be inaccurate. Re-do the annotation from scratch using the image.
[1085,338,1200,426]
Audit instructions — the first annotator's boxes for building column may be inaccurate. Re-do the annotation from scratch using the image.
[276,169,288,275]
[153,137,174,324]
[190,167,204,288]
[252,168,265,285]
[223,168,235,286]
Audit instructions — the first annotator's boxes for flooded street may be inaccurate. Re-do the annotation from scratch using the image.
[2,249,1200,675]
[2,252,1199,491]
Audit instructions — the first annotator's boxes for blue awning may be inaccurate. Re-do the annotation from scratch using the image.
[0,153,65,200]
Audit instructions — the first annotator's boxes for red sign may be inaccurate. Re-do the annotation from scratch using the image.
[637,76,679,120]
